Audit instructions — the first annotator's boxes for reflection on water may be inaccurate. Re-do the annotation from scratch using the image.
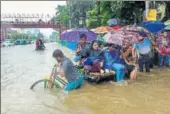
[1,43,170,114]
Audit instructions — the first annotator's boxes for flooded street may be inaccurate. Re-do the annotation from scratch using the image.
[1,43,170,114]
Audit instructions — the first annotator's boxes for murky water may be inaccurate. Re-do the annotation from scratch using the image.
[1,43,170,114]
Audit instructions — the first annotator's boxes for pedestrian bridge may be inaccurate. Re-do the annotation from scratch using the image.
[1,13,68,41]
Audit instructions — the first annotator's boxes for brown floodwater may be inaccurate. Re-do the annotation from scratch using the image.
[1,43,170,114]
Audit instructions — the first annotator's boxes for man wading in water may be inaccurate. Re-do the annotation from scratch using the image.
[52,49,84,91]
[132,36,152,72]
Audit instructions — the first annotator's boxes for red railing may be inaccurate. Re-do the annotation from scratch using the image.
[1,13,68,41]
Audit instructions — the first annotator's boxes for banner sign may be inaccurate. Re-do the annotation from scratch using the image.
[147,9,157,21]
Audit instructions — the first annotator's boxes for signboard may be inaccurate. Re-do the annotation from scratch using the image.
[147,9,157,21]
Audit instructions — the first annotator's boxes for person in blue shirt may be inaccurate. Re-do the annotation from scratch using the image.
[103,43,119,71]
[82,40,104,72]
[132,36,152,72]
[74,34,90,65]
[103,43,126,82]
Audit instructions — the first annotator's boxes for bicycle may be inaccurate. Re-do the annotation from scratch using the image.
[30,64,68,91]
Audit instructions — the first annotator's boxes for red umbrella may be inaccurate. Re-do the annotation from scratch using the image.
[112,25,121,31]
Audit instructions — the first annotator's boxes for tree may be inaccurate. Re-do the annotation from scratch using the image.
[54,5,69,27]
[118,1,145,24]
[87,1,117,28]
[162,1,170,22]
[67,1,94,28]
[87,6,98,28]
[86,1,146,28]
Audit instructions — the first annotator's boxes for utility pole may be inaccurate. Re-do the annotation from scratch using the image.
[66,1,71,29]
[97,1,101,26]
[145,1,150,17]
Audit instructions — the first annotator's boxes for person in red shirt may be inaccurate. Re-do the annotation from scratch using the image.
[156,31,170,67]
[35,38,40,50]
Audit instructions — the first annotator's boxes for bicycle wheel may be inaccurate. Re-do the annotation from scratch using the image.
[30,79,54,91]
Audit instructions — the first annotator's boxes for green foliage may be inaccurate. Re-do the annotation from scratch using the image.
[87,7,99,28]
[110,1,123,18]
[67,1,95,28]
[162,1,170,22]
[101,12,109,25]
[54,5,69,26]
[52,1,169,28]
[87,18,98,28]
[6,30,43,40]
[86,1,145,28]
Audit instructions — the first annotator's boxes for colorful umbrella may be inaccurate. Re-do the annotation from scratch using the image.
[103,32,112,41]
[112,25,121,31]
[104,30,143,46]
[120,25,152,36]
[61,28,97,42]
[95,26,115,34]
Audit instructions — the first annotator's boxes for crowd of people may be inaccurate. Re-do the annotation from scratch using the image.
[52,30,170,91]
[73,34,138,81]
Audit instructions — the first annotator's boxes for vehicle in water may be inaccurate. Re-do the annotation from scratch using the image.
[35,38,46,51]
[35,45,45,50]
[15,39,29,45]
[2,40,15,47]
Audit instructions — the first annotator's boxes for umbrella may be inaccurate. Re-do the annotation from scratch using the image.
[104,30,143,46]
[112,25,121,30]
[164,25,170,30]
[61,28,97,42]
[107,18,120,26]
[156,25,170,38]
[120,25,148,32]
[103,32,112,41]
[139,21,165,34]
[96,35,104,42]
[90,29,96,32]
[168,31,170,38]
[95,26,114,34]
[120,25,153,38]
[164,20,170,26]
